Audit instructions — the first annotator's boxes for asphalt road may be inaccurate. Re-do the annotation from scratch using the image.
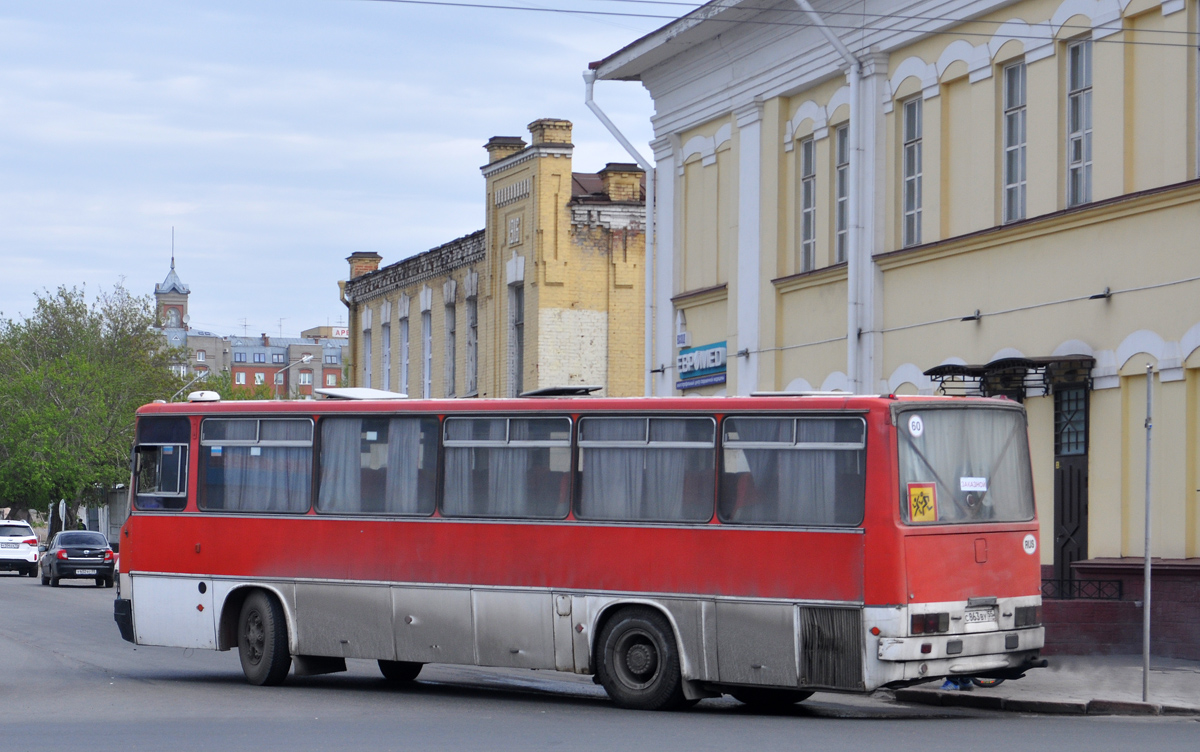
[2,573,1197,751]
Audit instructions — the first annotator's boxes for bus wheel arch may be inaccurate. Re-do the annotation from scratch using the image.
[218,585,295,654]
[590,602,690,710]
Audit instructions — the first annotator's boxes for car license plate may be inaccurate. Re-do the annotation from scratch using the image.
[964,607,996,624]
[76,569,97,576]
[0,543,17,549]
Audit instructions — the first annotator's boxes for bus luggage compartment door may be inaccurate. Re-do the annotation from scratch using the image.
[715,602,798,687]
[131,575,215,649]
[472,590,556,669]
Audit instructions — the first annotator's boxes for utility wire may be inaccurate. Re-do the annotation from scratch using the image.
[357,0,1200,49]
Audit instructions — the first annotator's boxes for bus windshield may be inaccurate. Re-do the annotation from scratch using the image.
[897,406,1034,525]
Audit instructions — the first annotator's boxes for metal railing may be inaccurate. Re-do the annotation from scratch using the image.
[1041,579,1123,600]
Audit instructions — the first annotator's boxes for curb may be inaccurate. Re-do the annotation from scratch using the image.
[893,689,1200,717]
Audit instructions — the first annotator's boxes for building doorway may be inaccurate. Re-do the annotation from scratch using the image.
[1053,386,1089,582]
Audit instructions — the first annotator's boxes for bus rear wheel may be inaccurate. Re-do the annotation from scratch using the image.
[378,660,422,682]
[238,591,291,686]
[730,688,813,709]
[596,607,687,711]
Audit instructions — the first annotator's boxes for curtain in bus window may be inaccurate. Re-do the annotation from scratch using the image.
[644,418,711,521]
[727,418,790,523]
[318,419,361,513]
[579,418,645,519]
[215,446,310,512]
[897,408,1033,524]
[487,419,530,517]
[443,418,506,516]
[384,418,424,514]
[778,419,838,524]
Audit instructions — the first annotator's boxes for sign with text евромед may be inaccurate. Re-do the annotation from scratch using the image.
[676,341,727,391]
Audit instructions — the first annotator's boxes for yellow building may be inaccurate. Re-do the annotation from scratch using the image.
[595,1,1200,655]
[341,119,645,399]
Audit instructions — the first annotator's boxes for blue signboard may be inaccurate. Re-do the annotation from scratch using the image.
[676,341,727,391]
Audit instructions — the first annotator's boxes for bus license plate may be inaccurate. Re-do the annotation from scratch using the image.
[964,607,996,624]
[76,569,97,576]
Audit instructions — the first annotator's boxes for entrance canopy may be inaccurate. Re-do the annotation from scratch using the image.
[924,356,1095,401]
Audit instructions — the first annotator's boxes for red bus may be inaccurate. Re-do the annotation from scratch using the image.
[113,391,1045,710]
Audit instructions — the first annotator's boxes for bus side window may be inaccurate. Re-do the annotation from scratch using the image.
[134,444,188,511]
[442,417,572,519]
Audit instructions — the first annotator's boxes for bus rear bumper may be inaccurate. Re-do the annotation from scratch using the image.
[877,626,1044,663]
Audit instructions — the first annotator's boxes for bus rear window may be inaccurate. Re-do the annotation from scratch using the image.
[199,418,313,513]
[897,407,1034,525]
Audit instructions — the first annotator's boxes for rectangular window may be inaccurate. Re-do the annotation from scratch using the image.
[719,416,866,526]
[254,372,265,385]
[196,350,206,362]
[272,353,285,364]
[273,372,284,385]
[445,304,456,397]
[1067,40,1092,207]
[254,353,266,364]
[399,317,410,396]
[466,297,478,395]
[421,311,432,399]
[897,407,1034,524]
[199,418,313,513]
[835,124,849,263]
[134,444,188,511]
[324,355,338,365]
[235,372,246,385]
[325,373,337,387]
[1003,62,1027,223]
[578,417,716,522]
[442,417,572,518]
[363,328,373,389]
[510,285,524,397]
[298,371,312,386]
[317,417,439,515]
[902,98,923,247]
[234,353,246,363]
[381,323,391,392]
[799,137,816,272]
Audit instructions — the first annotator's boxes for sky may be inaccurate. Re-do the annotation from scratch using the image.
[0,0,665,338]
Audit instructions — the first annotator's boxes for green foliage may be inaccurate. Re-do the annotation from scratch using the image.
[0,285,184,510]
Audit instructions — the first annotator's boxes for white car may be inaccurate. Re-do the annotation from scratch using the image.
[0,521,39,577]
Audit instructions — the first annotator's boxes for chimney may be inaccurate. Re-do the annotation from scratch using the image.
[261,333,269,346]
[528,118,572,146]
[485,136,526,164]
[598,163,644,203]
[347,251,383,280]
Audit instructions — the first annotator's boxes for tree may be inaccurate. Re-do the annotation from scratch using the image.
[0,285,184,514]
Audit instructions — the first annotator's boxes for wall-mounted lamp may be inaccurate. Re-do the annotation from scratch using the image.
[736,348,750,359]
[649,364,667,374]
[961,309,981,322]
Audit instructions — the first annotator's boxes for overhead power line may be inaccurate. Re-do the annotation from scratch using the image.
[356,0,1200,48]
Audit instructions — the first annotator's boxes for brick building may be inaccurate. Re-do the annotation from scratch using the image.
[341,118,645,398]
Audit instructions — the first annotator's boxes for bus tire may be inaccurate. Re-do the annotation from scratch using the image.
[596,606,687,711]
[238,591,291,686]
[730,688,813,709]
[378,660,422,682]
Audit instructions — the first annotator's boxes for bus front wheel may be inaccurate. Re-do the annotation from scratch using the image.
[238,591,292,686]
[596,606,687,711]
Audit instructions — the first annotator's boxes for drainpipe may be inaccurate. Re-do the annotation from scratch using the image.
[584,69,656,397]
[792,0,864,392]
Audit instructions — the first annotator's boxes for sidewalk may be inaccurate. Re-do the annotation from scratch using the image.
[893,655,1200,716]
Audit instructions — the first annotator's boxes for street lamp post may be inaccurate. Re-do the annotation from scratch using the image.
[274,354,313,400]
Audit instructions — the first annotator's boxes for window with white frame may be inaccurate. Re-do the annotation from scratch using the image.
[399,316,410,396]
[274,372,284,385]
[325,373,337,387]
[254,372,265,385]
[1003,61,1027,223]
[235,372,246,385]
[509,284,524,397]
[195,350,206,362]
[381,322,391,392]
[835,125,849,263]
[444,303,456,397]
[799,137,816,272]
[421,311,432,399]
[298,370,312,386]
[324,354,338,365]
[1066,40,1092,207]
[902,98,923,247]
[466,296,478,395]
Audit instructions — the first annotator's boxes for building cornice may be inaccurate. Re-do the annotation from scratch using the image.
[345,230,486,304]
[771,262,847,295]
[481,143,574,177]
[671,282,727,307]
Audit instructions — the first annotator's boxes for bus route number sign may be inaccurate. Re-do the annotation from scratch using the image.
[907,482,937,522]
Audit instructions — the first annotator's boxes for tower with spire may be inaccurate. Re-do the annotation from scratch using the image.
[155,251,190,330]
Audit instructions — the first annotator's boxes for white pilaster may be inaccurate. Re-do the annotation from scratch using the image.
[652,135,677,396]
[734,101,763,396]
[855,53,889,393]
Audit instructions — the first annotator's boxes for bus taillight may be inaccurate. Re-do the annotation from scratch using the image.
[911,612,949,634]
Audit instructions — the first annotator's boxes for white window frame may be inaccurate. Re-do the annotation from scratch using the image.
[421,311,432,399]
[399,316,410,396]
[298,371,312,386]
[799,137,816,272]
[444,303,456,398]
[254,372,265,386]
[1003,61,1027,223]
[195,350,206,362]
[325,373,337,387]
[466,296,478,396]
[235,372,246,385]
[835,124,849,263]
[1066,39,1093,207]
[902,98,923,248]
[381,322,391,392]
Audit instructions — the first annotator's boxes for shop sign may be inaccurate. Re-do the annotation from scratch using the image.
[676,341,727,390]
